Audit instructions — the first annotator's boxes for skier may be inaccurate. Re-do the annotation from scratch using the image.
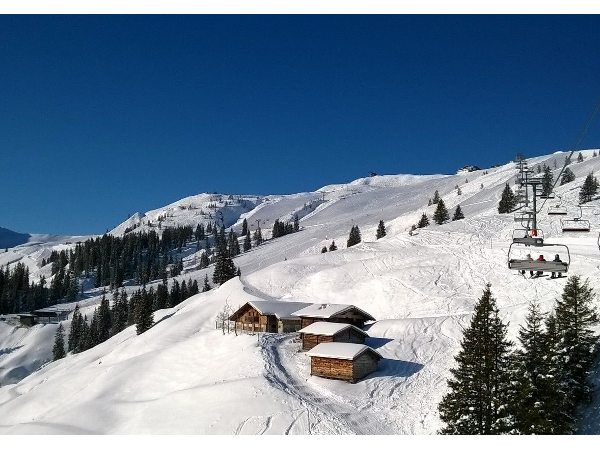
[551,254,563,279]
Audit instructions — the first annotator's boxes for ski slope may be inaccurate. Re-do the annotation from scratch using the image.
[1,151,600,434]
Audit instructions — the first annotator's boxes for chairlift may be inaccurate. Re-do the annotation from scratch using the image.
[508,242,570,275]
[548,196,567,215]
[512,229,544,246]
[561,206,591,232]
[514,210,534,222]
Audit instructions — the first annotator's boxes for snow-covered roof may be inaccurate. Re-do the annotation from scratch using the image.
[291,303,375,321]
[306,343,381,360]
[230,301,314,320]
[298,322,368,337]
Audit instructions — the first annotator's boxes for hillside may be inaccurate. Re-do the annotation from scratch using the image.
[1,151,600,434]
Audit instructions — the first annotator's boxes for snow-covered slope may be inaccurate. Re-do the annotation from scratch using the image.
[2,151,600,434]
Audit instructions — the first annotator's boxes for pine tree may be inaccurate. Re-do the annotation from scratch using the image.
[577,152,584,163]
[498,183,517,213]
[68,304,82,352]
[329,241,337,251]
[452,205,465,221]
[417,212,430,228]
[53,323,66,361]
[253,226,263,246]
[241,218,248,236]
[541,165,553,197]
[135,286,154,335]
[560,167,575,185]
[594,150,598,157]
[321,246,328,253]
[553,276,599,405]
[579,173,599,204]
[294,214,300,232]
[243,232,252,252]
[346,225,361,248]
[212,242,237,285]
[97,292,111,343]
[511,302,562,434]
[433,199,450,225]
[202,274,211,292]
[376,220,386,239]
[438,285,515,434]
[432,190,440,204]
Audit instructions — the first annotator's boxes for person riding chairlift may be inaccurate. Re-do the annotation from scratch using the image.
[535,254,545,277]
[551,254,563,279]
[521,253,534,277]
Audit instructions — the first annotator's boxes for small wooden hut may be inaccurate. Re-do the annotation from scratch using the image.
[306,342,382,383]
[228,301,313,333]
[291,303,375,328]
[298,322,368,351]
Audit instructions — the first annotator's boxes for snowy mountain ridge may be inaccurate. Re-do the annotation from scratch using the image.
[2,150,600,434]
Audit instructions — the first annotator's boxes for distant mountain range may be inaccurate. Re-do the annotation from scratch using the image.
[0,227,31,249]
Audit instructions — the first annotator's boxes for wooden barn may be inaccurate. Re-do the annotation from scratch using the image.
[291,303,375,329]
[306,342,382,383]
[298,322,368,351]
[228,301,313,333]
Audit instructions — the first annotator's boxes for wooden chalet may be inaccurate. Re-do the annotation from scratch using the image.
[291,303,375,329]
[306,342,382,383]
[18,306,72,326]
[298,322,368,351]
[229,301,313,333]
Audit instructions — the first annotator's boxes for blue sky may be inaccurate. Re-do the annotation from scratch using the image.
[1,15,600,235]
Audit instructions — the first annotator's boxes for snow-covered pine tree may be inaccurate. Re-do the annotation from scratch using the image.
[432,190,440,204]
[253,226,263,246]
[202,274,211,292]
[578,152,584,162]
[294,214,300,232]
[541,165,553,197]
[438,285,515,434]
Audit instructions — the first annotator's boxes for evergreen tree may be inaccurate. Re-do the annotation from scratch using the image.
[511,302,562,434]
[243,232,252,252]
[202,274,211,292]
[321,246,328,253]
[212,242,237,285]
[498,183,517,213]
[241,218,248,236]
[97,292,111,343]
[135,286,154,335]
[112,289,129,333]
[541,165,553,197]
[376,220,386,239]
[294,214,300,232]
[417,212,430,228]
[553,276,599,405]
[253,226,263,246]
[560,167,575,185]
[452,205,464,221]
[579,173,599,204]
[594,150,598,157]
[68,304,82,353]
[329,241,337,251]
[52,323,66,361]
[432,190,440,204]
[438,285,515,434]
[347,225,362,248]
[577,152,584,163]
[433,199,450,225]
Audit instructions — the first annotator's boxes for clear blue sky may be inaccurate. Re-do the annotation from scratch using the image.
[1,15,600,235]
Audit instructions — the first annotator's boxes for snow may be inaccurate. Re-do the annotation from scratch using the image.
[306,343,381,360]
[292,303,375,321]
[1,149,600,434]
[298,322,367,336]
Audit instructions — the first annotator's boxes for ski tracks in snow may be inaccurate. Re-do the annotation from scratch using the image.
[259,333,393,435]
